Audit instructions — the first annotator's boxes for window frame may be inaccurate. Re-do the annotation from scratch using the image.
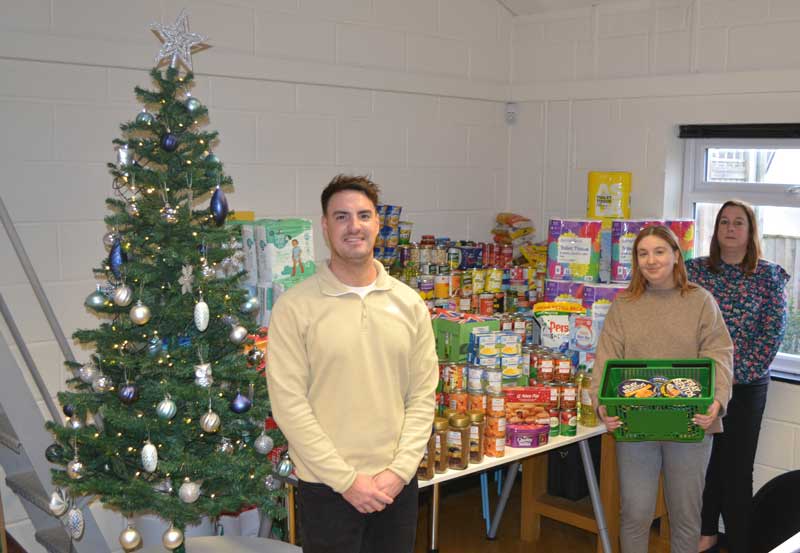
[682,137,800,378]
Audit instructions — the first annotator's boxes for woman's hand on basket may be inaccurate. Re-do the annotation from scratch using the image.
[598,406,622,431]
[693,400,721,430]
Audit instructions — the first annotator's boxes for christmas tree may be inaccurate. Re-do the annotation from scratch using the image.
[44,12,286,551]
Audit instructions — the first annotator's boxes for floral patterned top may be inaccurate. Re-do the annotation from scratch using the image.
[686,257,789,384]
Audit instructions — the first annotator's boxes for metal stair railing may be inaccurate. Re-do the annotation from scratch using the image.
[0,193,110,553]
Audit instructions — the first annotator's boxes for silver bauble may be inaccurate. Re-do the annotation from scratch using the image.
[48,488,69,516]
[184,96,201,113]
[201,262,216,279]
[194,299,209,332]
[162,525,184,550]
[194,363,213,388]
[217,437,234,455]
[264,474,282,491]
[127,201,140,217]
[141,440,158,473]
[115,144,132,166]
[130,300,151,325]
[91,373,112,393]
[112,284,134,307]
[78,363,97,384]
[84,289,106,309]
[67,416,83,431]
[156,396,177,420]
[102,231,119,248]
[246,347,265,368]
[229,324,248,345]
[160,203,179,224]
[119,525,142,551]
[240,296,260,314]
[65,506,84,539]
[200,409,220,433]
[254,432,274,455]
[178,478,201,503]
[67,458,84,480]
[153,477,173,493]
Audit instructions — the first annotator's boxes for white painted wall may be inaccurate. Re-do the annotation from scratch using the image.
[0,1,512,551]
[2,0,799,550]
[509,0,800,495]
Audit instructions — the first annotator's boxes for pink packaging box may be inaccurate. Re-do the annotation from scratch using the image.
[544,279,585,304]
[505,423,550,448]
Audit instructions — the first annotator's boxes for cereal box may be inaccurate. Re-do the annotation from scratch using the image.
[547,219,602,283]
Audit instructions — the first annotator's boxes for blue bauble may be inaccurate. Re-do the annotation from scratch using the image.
[229,391,252,414]
[108,240,127,279]
[62,404,75,417]
[210,185,228,226]
[136,110,155,125]
[160,133,178,152]
[276,453,294,478]
[117,383,139,405]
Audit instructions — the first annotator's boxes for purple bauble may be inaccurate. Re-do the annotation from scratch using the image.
[160,133,178,152]
[118,383,139,405]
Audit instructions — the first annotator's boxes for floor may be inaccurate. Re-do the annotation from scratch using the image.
[413,474,690,553]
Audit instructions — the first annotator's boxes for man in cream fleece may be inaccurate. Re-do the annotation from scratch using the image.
[267,174,439,553]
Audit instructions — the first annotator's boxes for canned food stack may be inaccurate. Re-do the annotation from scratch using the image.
[374,203,404,267]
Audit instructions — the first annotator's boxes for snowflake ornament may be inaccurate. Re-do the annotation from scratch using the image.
[179,264,195,295]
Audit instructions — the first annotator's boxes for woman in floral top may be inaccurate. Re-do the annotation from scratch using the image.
[686,200,789,553]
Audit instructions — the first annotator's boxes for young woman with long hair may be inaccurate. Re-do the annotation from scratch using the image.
[590,225,734,553]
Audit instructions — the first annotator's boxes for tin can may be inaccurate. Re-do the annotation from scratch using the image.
[547,382,561,409]
[538,353,555,383]
[399,244,412,268]
[418,275,434,300]
[493,292,505,314]
[500,244,513,268]
[478,293,494,316]
[486,268,503,293]
[434,274,450,299]
[444,364,467,391]
[458,296,472,313]
[472,268,486,294]
[561,382,577,410]
[447,247,461,270]
[560,408,577,437]
[460,270,473,297]
[554,355,572,382]
[484,367,502,395]
[450,270,461,297]
[549,407,560,437]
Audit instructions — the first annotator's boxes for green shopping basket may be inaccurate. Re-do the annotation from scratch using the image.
[598,358,715,442]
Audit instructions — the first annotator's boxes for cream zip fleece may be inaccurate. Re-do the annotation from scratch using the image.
[266,260,438,493]
[589,285,734,434]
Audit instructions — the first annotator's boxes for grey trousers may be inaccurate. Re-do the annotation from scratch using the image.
[616,436,712,553]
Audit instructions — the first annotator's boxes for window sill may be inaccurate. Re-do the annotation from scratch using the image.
[771,370,800,385]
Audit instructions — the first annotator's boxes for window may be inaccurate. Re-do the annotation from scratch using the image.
[683,138,800,377]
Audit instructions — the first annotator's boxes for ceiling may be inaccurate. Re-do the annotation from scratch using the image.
[497,0,629,16]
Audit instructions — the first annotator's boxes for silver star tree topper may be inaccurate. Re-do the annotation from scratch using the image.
[151,10,209,72]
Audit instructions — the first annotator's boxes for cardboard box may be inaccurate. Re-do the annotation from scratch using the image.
[432,312,500,363]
